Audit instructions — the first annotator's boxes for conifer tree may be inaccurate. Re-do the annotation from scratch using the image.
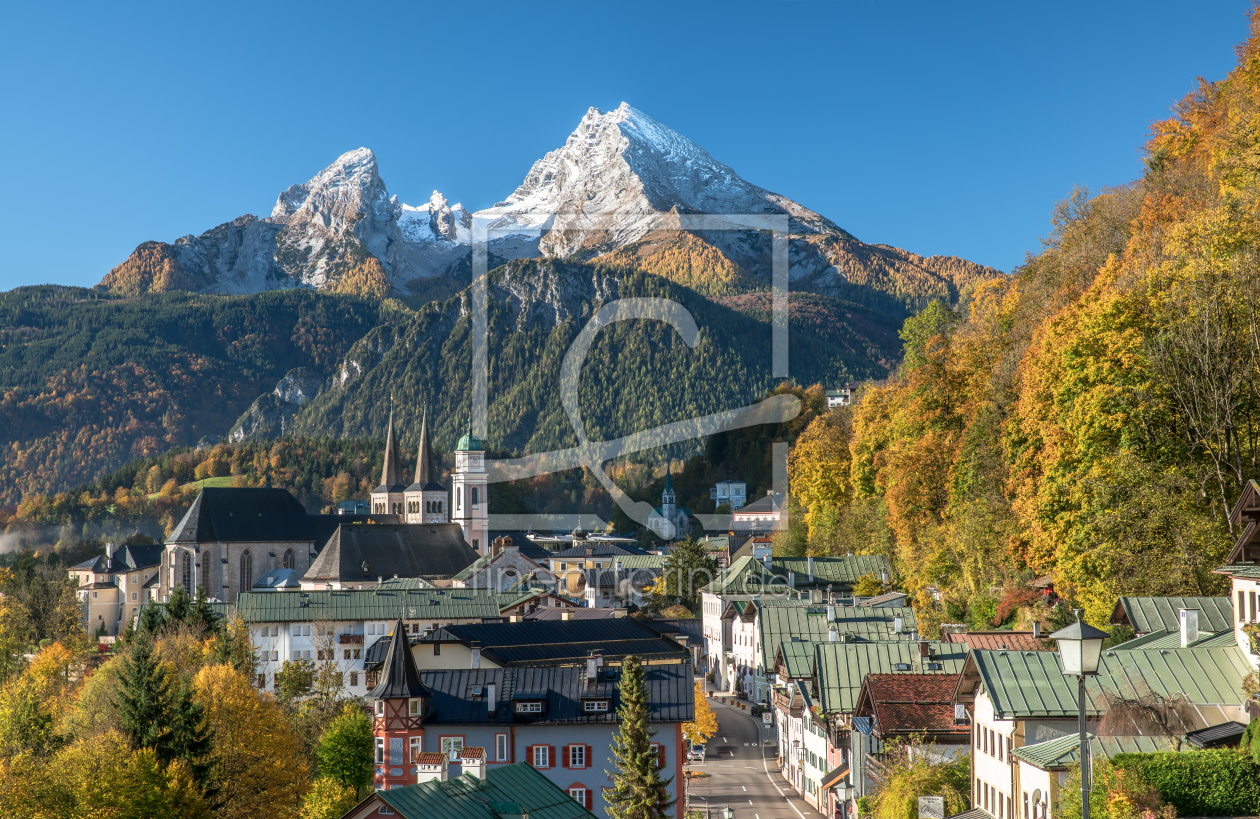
[114,636,175,759]
[138,599,165,636]
[166,585,191,625]
[188,585,219,637]
[170,681,216,796]
[604,656,675,819]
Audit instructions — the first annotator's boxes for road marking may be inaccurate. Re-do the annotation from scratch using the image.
[749,800,754,805]
[742,787,747,792]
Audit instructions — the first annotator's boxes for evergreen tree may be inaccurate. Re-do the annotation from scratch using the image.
[166,585,191,625]
[209,616,257,678]
[114,636,174,759]
[188,585,219,637]
[169,681,216,797]
[119,611,136,645]
[138,599,164,636]
[661,537,717,610]
[604,656,675,819]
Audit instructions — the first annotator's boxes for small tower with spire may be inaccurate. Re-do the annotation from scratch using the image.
[371,406,407,516]
[369,618,431,791]
[404,406,448,524]
[451,413,489,555]
[661,463,676,522]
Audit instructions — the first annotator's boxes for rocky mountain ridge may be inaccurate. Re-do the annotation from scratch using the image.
[98,103,1001,312]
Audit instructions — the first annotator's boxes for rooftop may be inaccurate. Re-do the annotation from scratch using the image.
[941,631,1050,652]
[1109,596,1233,634]
[814,641,969,715]
[168,487,312,544]
[370,761,597,819]
[1011,733,1180,770]
[212,587,508,623]
[757,603,919,669]
[305,523,479,583]
[424,618,691,667]
[855,673,971,738]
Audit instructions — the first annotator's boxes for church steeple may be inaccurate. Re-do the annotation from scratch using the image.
[413,405,436,486]
[379,408,401,489]
[372,405,406,515]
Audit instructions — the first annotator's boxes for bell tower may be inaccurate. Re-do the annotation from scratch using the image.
[405,406,448,524]
[371,408,407,516]
[451,415,489,555]
[370,618,430,791]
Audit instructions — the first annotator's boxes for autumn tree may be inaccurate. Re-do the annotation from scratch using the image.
[315,704,373,795]
[682,682,718,747]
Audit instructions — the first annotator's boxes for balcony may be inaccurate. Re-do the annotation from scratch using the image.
[773,688,804,718]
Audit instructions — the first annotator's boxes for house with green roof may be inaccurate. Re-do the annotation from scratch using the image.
[342,760,599,819]
[1108,595,1233,636]
[953,643,1253,819]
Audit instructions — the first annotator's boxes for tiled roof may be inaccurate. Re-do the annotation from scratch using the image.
[374,759,598,819]
[856,674,969,737]
[814,641,968,715]
[963,645,1253,726]
[419,663,694,725]
[758,604,918,669]
[459,746,486,759]
[1011,733,1179,770]
[941,631,1049,652]
[305,523,479,583]
[1110,596,1233,634]
[415,752,447,765]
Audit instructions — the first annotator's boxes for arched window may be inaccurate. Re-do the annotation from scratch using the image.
[240,550,253,589]
[471,487,479,507]
[181,552,192,594]
[283,549,294,570]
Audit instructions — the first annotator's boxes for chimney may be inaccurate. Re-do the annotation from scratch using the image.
[826,604,836,622]
[471,645,481,668]
[893,615,903,634]
[460,748,486,780]
[919,639,930,658]
[1180,609,1199,647]
[763,552,772,569]
[880,570,889,585]
[807,556,814,581]
[615,560,622,572]
[1032,622,1041,639]
[587,655,598,682]
[562,611,574,621]
[487,683,496,713]
[788,571,796,589]
[415,753,448,783]
[811,589,823,604]
[829,626,838,643]
[105,542,114,561]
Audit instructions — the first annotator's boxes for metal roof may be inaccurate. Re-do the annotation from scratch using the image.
[369,619,432,699]
[70,543,163,573]
[699,556,780,595]
[168,487,313,544]
[1185,720,1248,748]
[305,523,479,582]
[1113,629,1238,650]
[771,555,893,588]
[1218,562,1260,579]
[813,641,968,715]
[1110,597,1233,634]
[375,758,599,819]
[775,640,820,679]
[439,618,690,667]
[966,645,1253,725]
[1011,733,1180,770]
[758,604,919,669]
[218,588,508,623]
[419,663,694,725]
[547,542,649,559]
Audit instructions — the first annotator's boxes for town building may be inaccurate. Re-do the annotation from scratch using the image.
[710,480,747,510]
[341,759,598,819]
[1210,478,1260,673]
[364,620,693,817]
[545,539,656,597]
[581,563,661,609]
[69,541,163,636]
[453,536,557,592]
[731,492,786,533]
[825,383,863,409]
[1108,595,1233,638]
[647,467,690,540]
[1009,734,1176,819]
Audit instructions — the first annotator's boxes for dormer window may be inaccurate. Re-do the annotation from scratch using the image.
[582,700,610,712]
[515,701,542,713]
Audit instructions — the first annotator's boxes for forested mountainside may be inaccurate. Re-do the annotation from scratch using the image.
[282,258,902,455]
[0,257,902,503]
[788,13,1260,631]
[0,287,381,503]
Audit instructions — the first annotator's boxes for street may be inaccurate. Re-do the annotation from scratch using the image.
[684,697,818,819]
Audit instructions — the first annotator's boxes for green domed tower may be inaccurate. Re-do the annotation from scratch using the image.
[451,414,488,555]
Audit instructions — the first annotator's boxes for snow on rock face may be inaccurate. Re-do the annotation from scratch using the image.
[477,102,839,264]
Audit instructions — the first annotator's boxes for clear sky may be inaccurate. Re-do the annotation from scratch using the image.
[0,1,1250,290]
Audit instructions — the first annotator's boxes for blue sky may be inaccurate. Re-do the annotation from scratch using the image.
[0,1,1250,290]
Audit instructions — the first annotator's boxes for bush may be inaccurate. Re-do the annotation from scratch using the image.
[966,597,997,631]
[1112,749,1260,818]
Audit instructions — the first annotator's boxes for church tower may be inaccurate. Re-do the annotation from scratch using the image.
[662,464,676,522]
[451,416,489,554]
[370,619,430,791]
[371,410,407,516]
[405,407,448,524]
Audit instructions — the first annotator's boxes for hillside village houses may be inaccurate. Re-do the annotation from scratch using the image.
[69,540,163,637]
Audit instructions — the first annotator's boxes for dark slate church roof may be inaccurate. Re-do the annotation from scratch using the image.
[305,524,479,583]
[369,618,432,699]
[168,488,312,544]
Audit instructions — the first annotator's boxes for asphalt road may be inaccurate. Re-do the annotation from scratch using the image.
[684,698,818,819]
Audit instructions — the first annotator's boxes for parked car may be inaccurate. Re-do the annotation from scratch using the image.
[688,744,706,762]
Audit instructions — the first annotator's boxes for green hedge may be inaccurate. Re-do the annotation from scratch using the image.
[1111,749,1260,817]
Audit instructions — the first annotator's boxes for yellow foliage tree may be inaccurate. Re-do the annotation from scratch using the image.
[193,663,310,819]
[682,682,718,746]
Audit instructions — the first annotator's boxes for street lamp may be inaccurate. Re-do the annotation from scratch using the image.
[723,807,734,819]
[834,781,854,819]
[1049,610,1108,819]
